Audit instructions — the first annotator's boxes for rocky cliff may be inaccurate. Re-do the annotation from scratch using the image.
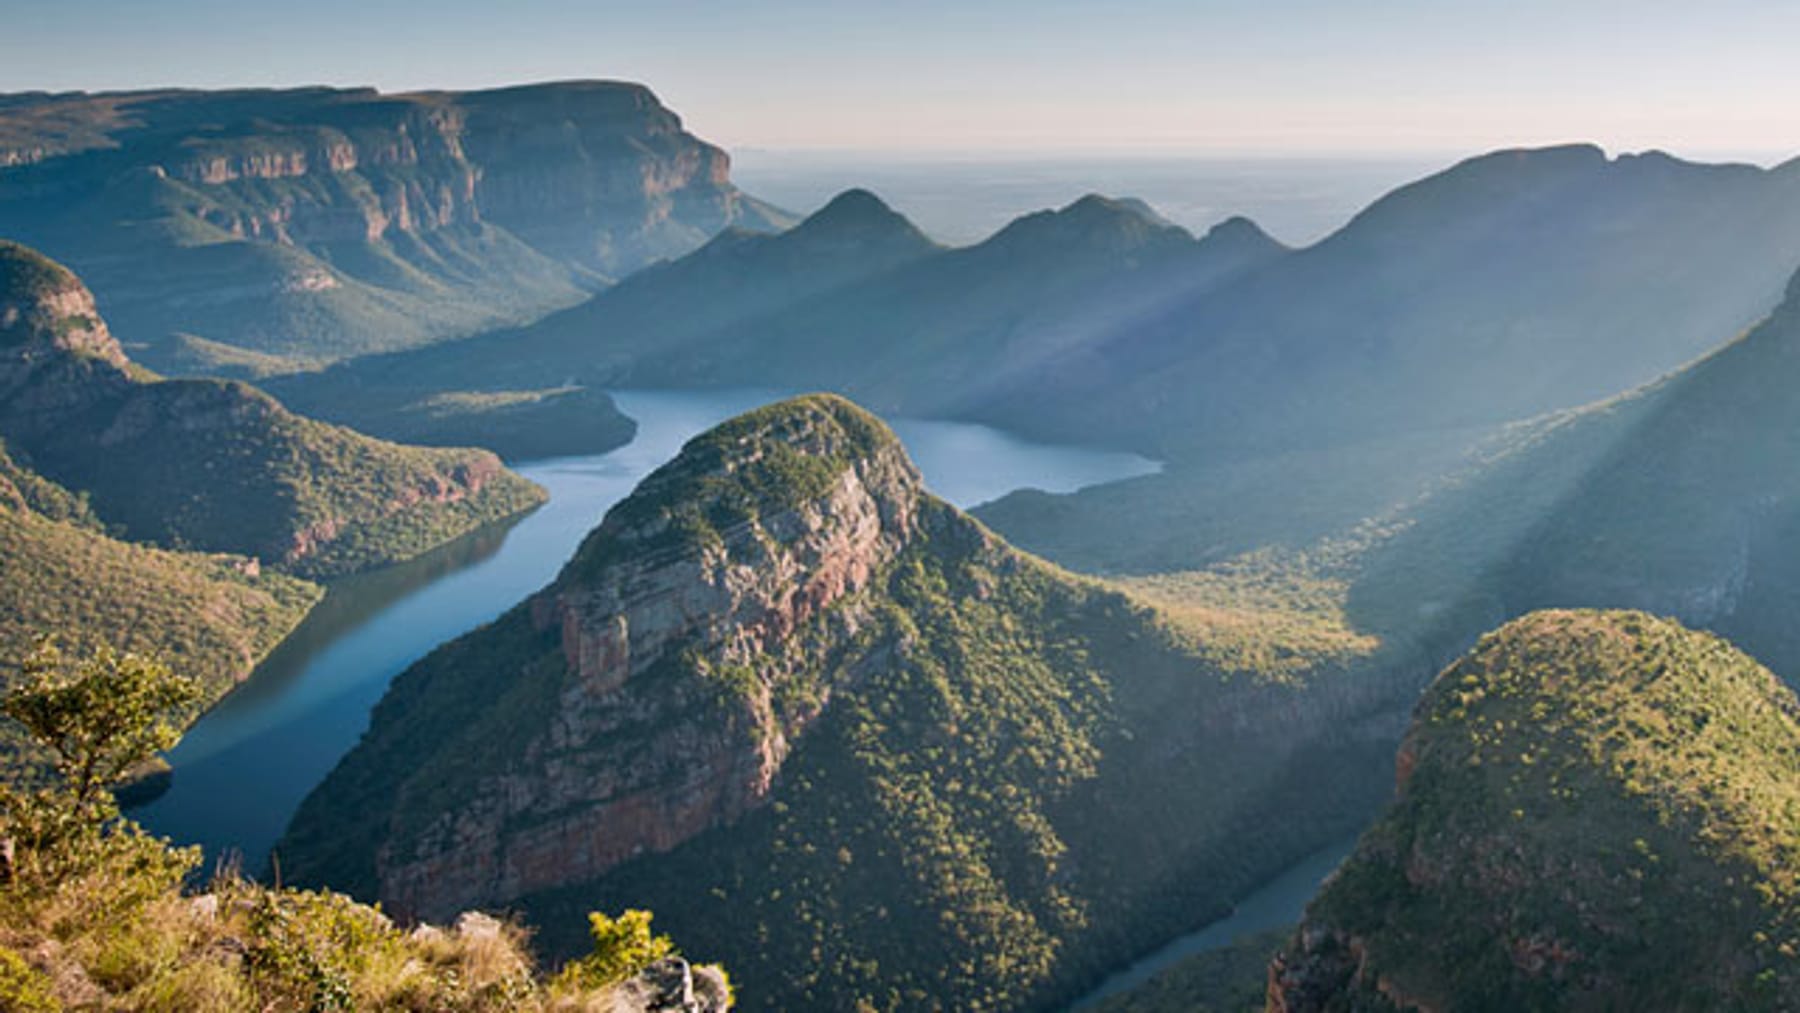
[0,240,543,577]
[0,82,791,371]
[381,396,923,917]
[280,395,1418,1010]
[1270,610,1800,1011]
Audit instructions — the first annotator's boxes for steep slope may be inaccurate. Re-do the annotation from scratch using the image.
[1345,262,1800,680]
[977,146,1800,457]
[0,439,319,778]
[272,191,1282,452]
[0,240,544,577]
[976,152,1800,637]
[280,395,1404,1010]
[1272,610,1800,1010]
[0,82,791,372]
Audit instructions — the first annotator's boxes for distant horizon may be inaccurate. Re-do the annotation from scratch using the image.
[3,77,1792,169]
[6,1,1798,161]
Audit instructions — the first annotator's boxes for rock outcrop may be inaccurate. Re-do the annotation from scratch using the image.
[1270,610,1800,1011]
[376,395,924,917]
[609,958,732,1013]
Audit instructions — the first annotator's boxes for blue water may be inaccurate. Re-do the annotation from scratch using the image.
[130,389,1158,871]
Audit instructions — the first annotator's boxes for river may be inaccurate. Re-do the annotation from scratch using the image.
[130,389,1158,872]
[1069,837,1358,1009]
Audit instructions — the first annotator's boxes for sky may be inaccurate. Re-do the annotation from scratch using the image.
[3,0,1797,160]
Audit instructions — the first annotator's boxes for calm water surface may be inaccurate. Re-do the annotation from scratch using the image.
[131,389,1157,870]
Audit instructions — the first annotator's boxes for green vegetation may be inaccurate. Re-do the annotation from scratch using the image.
[0,633,725,1010]
[161,334,326,380]
[4,640,201,828]
[0,241,548,579]
[0,444,318,781]
[1112,552,1380,682]
[1285,610,1800,1010]
[0,242,79,320]
[551,910,675,992]
[519,502,1388,1010]
[9,374,547,580]
[567,393,899,576]
[284,398,1395,1010]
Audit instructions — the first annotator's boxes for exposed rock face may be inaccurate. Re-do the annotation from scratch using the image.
[609,958,732,1013]
[458,82,764,274]
[369,396,924,919]
[0,241,133,416]
[0,82,791,369]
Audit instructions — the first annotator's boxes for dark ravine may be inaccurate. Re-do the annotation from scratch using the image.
[280,394,1421,1010]
[0,82,792,372]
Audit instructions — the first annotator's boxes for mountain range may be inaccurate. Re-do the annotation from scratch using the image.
[267,188,1284,456]
[0,82,790,375]
[274,146,1800,473]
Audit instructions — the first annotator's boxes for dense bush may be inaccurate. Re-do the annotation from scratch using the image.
[0,634,725,1011]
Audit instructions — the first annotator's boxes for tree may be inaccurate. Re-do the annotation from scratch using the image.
[0,637,200,874]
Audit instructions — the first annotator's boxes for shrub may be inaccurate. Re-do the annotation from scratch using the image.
[552,909,676,992]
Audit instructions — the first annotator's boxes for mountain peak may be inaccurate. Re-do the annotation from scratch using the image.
[292,393,932,920]
[790,188,933,246]
[813,187,897,221]
[1062,192,1178,229]
[566,393,919,581]
[985,193,1193,252]
[1200,214,1285,254]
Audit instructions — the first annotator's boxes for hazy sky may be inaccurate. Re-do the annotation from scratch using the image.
[4,0,1796,159]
